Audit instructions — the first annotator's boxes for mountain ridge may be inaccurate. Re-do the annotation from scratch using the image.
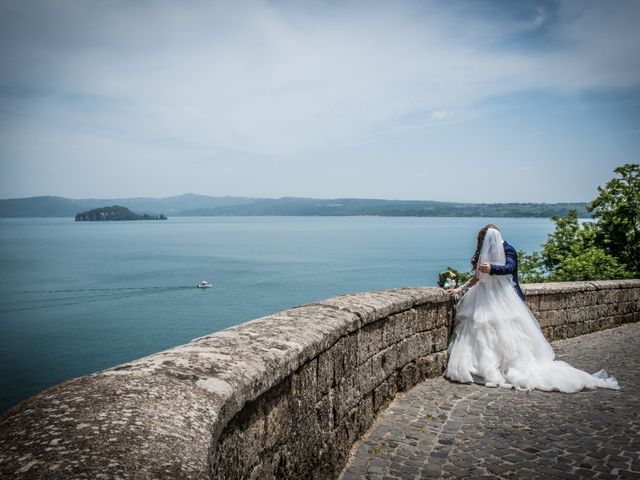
[0,194,590,218]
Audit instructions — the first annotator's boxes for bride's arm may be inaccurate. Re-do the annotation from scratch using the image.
[488,243,517,276]
[447,276,478,297]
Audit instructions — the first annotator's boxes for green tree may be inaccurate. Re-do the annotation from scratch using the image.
[541,210,594,271]
[518,206,632,283]
[588,163,640,275]
[518,250,546,283]
[548,246,631,282]
[439,164,638,285]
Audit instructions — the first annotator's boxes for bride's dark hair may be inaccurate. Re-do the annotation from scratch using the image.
[471,224,499,270]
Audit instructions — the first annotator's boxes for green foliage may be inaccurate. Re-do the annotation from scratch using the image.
[75,206,167,221]
[518,208,633,283]
[588,163,640,275]
[518,250,546,284]
[438,267,472,288]
[547,246,632,282]
[513,163,639,283]
[467,164,639,286]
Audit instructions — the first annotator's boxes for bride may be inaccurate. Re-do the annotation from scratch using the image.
[443,225,619,393]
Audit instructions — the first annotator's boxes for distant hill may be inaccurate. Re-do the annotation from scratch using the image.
[177,197,590,218]
[75,206,167,221]
[0,194,590,218]
[0,194,258,218]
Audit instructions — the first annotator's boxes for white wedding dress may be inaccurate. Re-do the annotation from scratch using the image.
[444,228,619,393]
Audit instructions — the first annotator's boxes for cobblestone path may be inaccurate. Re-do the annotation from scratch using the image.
[340,323,639,480]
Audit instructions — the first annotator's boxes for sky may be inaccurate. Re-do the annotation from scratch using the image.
[1,0,639,202]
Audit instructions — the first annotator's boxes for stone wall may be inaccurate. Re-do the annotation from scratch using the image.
[0,279,638,479]
[523,280,640,341]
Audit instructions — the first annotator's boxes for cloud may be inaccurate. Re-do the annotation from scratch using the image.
[1,0,639,158]
[430,111,456,121]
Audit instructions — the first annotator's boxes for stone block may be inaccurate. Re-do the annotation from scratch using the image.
[415,355,431,380]
[357,320,383,364]
[584,305,598,320]
[536,310,551,328]
[315,392,334,433]
[373,379,392,413]
[542,309,566,327]
[554,324,569,340]
[357,393,375,436]
[395,333,424,368]
[382,315,396,348]
[433,326,449,352]
[317,347,334,397]
[393,309,418,340]
[397,362,418,392]
[416,330,434,357]
[415,354,441,380]
[370,345,397,388]
[416,304,438,332]
[213,435,240,479]
[584,290,599,306]
[569,306,590,323]
[334,374,360,421]
[334,405,362,466]
[314,433,338,480]
[387,372,398,399]
[436,303,450,327]
[603,289,621,304]
[334,333,358,382]
[431,351,448,377]
[240,416,266,472]
[265,382,292,450]
[525,294,540,311]
[396,337,411,368]
[288,412,323,477]
[596,316,609,330]
[621,301,635,314]
[357,356,374,394]
[596,303,610,319]
[291,359,318,412]
[539,292,563,311]
[542,326,553,341]
[247,448,278,480]
[434,350,449,377]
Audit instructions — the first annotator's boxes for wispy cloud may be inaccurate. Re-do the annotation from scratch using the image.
[0,0,639,200]
[1,0,639,158]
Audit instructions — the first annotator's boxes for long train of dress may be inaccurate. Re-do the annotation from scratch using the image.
[444,277,620,393]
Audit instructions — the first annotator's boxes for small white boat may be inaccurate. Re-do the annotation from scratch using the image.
[197,280,212,289]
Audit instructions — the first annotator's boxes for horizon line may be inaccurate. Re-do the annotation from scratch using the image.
[0,193,591,205]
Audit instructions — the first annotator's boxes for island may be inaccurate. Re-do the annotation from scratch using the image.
[75,206,167,221]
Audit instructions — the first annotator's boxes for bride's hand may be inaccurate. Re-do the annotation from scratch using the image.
[447,288,460,296]
[478,262,491,273]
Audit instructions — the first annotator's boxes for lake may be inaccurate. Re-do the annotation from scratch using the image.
[0,216,554,413]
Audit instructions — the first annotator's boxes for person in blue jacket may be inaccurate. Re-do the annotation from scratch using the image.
[476,225,525,300]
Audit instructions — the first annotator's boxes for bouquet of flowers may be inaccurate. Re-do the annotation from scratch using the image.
[437,267,472,289]
[438,269,458,289]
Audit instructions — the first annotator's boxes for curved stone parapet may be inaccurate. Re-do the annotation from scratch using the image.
[1,280,639,479]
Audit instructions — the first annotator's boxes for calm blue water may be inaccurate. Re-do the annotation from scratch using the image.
[0,216,554,413]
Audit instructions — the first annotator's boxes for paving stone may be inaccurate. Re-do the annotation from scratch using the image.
[339,322,639,479]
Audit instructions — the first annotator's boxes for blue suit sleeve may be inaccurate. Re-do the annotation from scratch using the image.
[489,244,517,275]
